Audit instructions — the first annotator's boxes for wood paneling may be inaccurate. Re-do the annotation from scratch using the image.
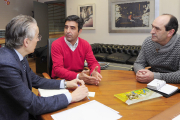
[0,38,5,44]
[49,32,64,38]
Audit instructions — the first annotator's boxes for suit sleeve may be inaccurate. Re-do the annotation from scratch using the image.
[85,42,101,75]
[51,42,77,80]
[0,63,69,115]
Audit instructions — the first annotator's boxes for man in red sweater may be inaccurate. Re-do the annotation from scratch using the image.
[51,15,102,85]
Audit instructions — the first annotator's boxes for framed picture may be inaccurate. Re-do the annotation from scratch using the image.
[108,0,159,33]
[78,4,95,29]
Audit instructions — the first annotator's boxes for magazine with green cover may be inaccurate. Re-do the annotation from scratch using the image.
[114,88,162,105]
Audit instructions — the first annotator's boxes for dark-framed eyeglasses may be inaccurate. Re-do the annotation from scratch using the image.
[38,34,42,41]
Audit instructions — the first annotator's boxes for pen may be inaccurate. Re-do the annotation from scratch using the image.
[87,95,90,100]
[78,84,90,100]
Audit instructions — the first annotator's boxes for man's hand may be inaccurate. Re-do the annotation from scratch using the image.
[79,68,101,85]
[71,85,89,103]
[66,79,84,89]
[91,66,102,85]
[136,69,154,83]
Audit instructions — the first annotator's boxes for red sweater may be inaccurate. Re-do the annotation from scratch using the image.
[51,36,100,80]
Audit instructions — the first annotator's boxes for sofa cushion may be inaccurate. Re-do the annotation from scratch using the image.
[126,56,137,65]
[106,53,131,63]
[94,53,110,61]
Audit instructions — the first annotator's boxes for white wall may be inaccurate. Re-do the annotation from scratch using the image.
[0,0,58,30]
[1,0,179,45]
[66,0,180,45]
[38,0,57,3]
[0,0,36,30]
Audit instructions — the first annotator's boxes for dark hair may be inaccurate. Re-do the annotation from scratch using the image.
[5,15,37,49]
[65,15,84,32]
[163,14,178,36]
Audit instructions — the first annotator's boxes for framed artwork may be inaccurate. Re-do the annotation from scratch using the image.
[108,0,159,33]
[78,4,95,29]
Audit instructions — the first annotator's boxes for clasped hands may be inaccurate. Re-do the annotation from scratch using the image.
[136,69,154,83]
[79,66,102,85]
[65,66,102,103]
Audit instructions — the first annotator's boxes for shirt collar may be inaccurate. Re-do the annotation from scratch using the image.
[14,49,24,61]
[154,34,178,52]
[64,37,78,47]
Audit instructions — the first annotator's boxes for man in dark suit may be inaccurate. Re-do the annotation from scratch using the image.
[0,15,89,120]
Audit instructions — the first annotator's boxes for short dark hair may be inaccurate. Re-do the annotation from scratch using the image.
[163,14,178,36]
[65,15,84,32]
[5,15,37,49]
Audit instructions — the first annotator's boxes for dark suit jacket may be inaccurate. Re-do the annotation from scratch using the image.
[0,47,69,120]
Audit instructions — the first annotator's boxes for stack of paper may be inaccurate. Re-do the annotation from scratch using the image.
[38,88,96,98]
[51,100,122,120]
[38,88,69,97]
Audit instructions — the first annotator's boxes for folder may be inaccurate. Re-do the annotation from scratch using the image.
[147,87,179,98]
[149,102,180,120]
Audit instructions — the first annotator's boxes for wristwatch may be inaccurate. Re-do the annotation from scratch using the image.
[64,80,67,89]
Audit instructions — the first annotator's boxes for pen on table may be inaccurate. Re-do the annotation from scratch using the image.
[78,84,90,100]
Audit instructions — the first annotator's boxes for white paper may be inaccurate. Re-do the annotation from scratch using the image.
[172,114,180,120]
[38,88,69,97]
[51,100,122,120]
[147,79,166,90]
[158,84,178,95]
[88,92,95,97]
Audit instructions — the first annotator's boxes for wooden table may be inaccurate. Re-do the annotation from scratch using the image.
[40,70,180,120]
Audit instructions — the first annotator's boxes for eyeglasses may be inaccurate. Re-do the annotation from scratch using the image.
[38,34,42,41]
